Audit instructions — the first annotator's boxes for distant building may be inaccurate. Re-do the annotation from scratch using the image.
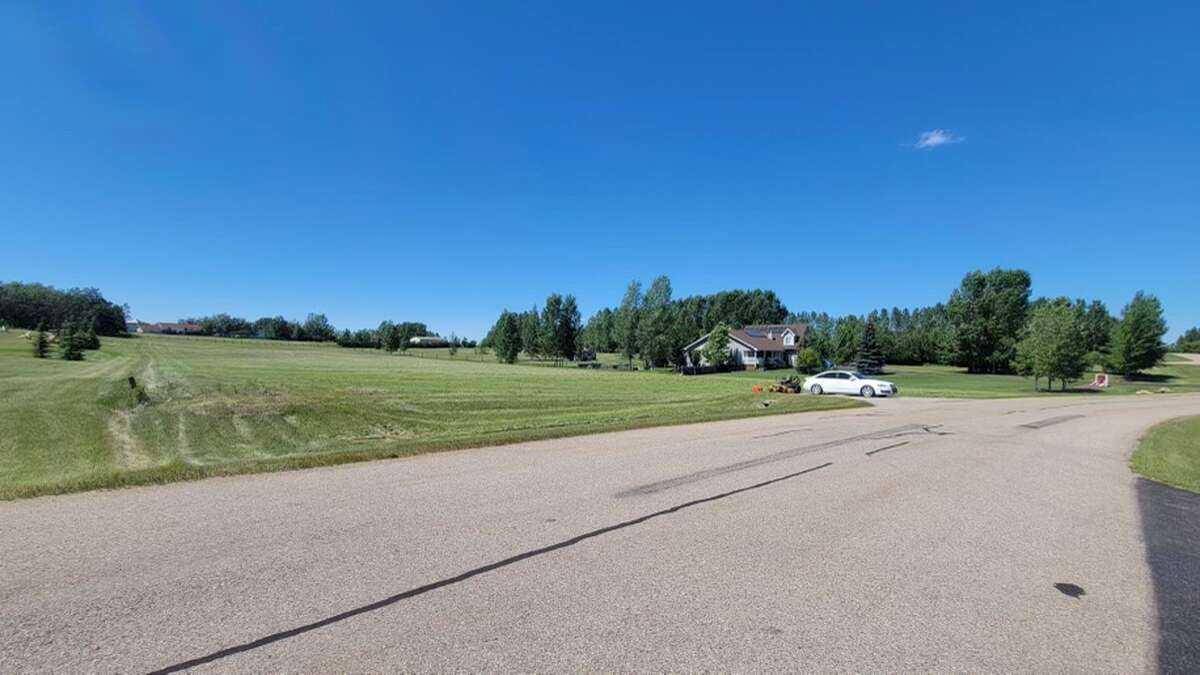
[409,335,449,348]
[135,322,204,335]
[684,324,808,370]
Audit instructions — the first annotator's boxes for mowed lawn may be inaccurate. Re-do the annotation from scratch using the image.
[722,360,1200,398]
[0,333,861,500]
[1132,415,1200,494]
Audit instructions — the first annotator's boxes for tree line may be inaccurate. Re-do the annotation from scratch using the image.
[583,280,789,368]
[483,277,788,367]
[483,294,582,364]
[180,313,338,342]
[175,313,477,352]
[336,321,475,352]
[480,268,1173,388]
[3,279,466,356]
[797,269,1167,387]
[1175,327,1200,353]
[1,282,128,336]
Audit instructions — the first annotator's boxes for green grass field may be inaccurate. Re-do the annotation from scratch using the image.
[721,361,1200,398]
[0,332,861,500]
[1131,416,1200,494]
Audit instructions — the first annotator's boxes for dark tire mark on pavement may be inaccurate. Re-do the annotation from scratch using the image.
[1137,478,1200,672]
[865,441,910,457]
[1019,414,1085,429]
[617,424,933,498]
[148,463,834,674]
[752,427,812,439]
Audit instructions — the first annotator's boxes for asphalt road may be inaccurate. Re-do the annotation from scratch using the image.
[3,394,1199,672]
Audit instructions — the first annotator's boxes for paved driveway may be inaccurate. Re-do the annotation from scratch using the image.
[3,394,1199,672]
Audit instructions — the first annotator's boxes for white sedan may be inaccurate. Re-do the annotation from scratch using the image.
[803,370,898,398]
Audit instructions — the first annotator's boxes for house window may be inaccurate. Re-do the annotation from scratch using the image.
[783,334,794,346]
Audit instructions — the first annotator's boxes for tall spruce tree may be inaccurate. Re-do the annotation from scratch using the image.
[855,319,885,375]
[58,321,83,361]
[32,320,48,358]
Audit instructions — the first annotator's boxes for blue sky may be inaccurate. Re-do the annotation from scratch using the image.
[2,2,1197,339]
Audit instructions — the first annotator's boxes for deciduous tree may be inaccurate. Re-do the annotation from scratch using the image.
[794,347,822,374]
[1015,303,1087,390]
[539,294,564,359]
[947,268,1032,373]
[1109,292,1168,377]
[557,295,581,361]
[616,281,641,367]
[378,321,401,352]
[637,276,674,367]
[301,313,336,342]
[699,323,732,367]
[520,306,542,358]
[493,311,522,364]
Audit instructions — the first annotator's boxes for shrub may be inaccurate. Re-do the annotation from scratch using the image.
[794,347,822,374]
[80,325,101,350]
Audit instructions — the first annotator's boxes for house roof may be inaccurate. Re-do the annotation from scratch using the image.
[685,323,807,352]
[731,324,807,351]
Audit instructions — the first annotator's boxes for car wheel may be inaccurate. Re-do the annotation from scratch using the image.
[860,385,875,398]
[810,384,823,395]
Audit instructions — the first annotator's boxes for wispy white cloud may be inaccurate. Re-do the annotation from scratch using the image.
[913,129,964,149]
